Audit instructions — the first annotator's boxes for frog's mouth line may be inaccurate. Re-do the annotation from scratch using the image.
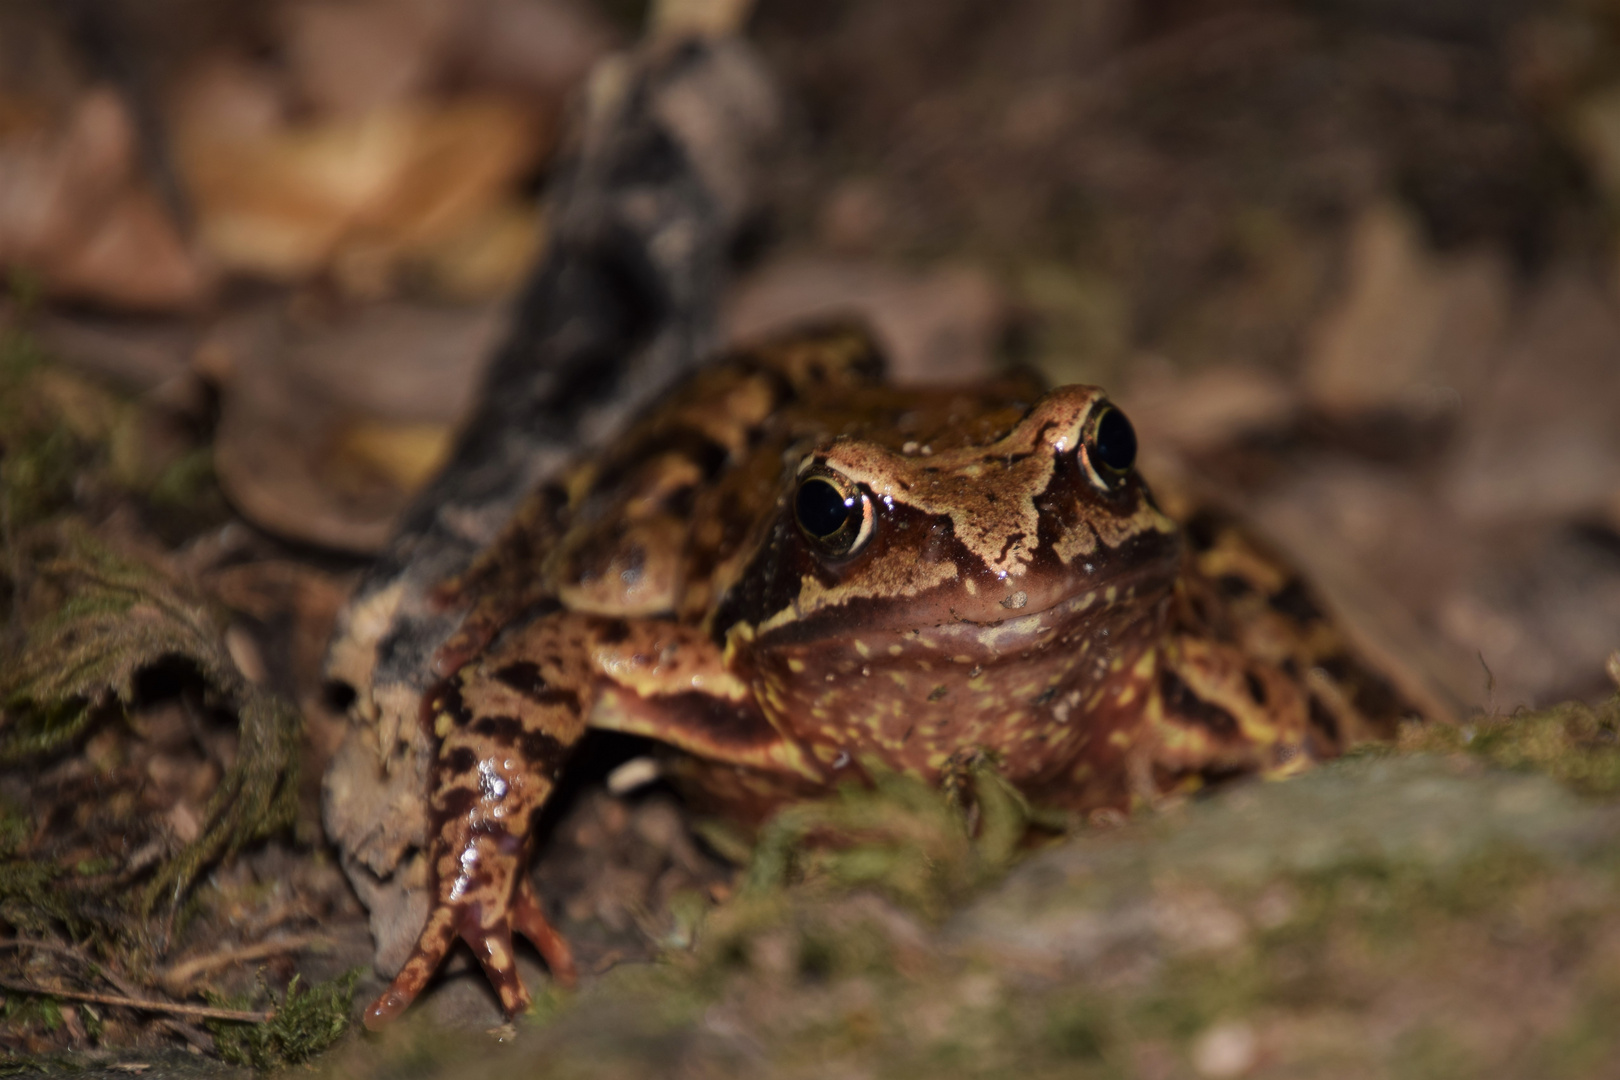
[757,556,1180,653]
[938,532,1183,626]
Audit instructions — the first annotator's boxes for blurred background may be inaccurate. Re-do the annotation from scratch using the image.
[4,0,1620,717]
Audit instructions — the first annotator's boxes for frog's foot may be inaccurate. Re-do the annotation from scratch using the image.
[362,880,577,1031]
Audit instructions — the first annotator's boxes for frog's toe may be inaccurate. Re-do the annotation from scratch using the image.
[465,920,531,1018]
[363,906,457,1031]
[512,875,577,988]
[362,894,568,1030]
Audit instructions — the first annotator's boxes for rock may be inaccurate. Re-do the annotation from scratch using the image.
[320,752,1620,1077]
[1191,1020,1258,1079]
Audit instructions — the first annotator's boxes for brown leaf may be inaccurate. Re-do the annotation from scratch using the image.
[724,257,1005,384]
[0,89,209,311]
[209,300,503,551]
[1303,203,1509,419]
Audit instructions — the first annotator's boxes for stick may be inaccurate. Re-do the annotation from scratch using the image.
[0,940,272,1024]
[158,933,335,994]
[0,977,272,1022]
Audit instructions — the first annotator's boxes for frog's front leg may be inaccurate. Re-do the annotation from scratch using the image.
[363,615,598,1031]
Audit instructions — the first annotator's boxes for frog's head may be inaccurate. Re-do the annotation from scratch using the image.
[714,385,1182,671]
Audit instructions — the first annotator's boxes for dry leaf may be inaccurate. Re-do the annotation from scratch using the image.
[724,257,1005,384]
[1303,203,1508,418]
[177,93,545,291]
[0,89,209,310]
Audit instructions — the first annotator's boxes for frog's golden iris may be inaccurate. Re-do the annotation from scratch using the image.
[793,473,872,557]
[1088,405,1137,476]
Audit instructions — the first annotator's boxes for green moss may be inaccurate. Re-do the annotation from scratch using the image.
[1390,1025,1483,1080]
[0,329,84,527]
[0,994,64,1036]
[146,447,219,510]
[206,969,362,1070]
[1528,980,1620,1080]
[741,761,1041,924]
[1038,992,1116,1062]
[1399,698,1620,798]
[1,523,301,945]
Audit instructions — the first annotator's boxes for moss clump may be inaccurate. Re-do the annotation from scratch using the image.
[1,523,302,924]
[742,760,1048,923]
[1398,696,1620,798]
[206,970,362,1071]
[0,320,228,535]
[0,326,84,528]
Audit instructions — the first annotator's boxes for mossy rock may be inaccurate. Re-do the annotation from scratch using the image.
[325,750,1620,1079]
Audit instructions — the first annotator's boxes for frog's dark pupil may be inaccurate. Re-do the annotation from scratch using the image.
[796,478,852,538]
[1093,407,1137,473]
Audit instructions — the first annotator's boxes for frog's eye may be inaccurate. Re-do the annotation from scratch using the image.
[1082,404,1137,487]
[794,474,874,557]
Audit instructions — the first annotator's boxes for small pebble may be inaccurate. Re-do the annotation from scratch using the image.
[1191,1020,1257,1079]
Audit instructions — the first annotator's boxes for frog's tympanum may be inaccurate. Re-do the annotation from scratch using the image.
[362,325,1409,1029]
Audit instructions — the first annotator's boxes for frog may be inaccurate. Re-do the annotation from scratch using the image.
[361,323,1411,1029]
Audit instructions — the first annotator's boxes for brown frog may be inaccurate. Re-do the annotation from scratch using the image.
[362,324,1409,1029]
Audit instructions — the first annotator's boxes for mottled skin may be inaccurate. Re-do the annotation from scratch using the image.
[363,326,1407,1029]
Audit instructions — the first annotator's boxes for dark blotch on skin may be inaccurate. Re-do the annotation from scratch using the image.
[535,687,581,710]
[445,747,478,775]
[518,730,567,769]
[599,619,631,645]
[1269,578,1324,623]
[653,691,778,749]
[666,484,698,518]
[1217,573,1254,599]
[472,715,524,743]
[591,428,731,498]
[433,680,472,728]
[1308,694,1341,743]
[484,668,582,710]
[1159,668,1239,737]
[730,358,799,411]
[435,786,478,820]
[1244,671,1268,705]
[493,661,548,698]
[1184,511,1221,553]
[1319,655,1402,725]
